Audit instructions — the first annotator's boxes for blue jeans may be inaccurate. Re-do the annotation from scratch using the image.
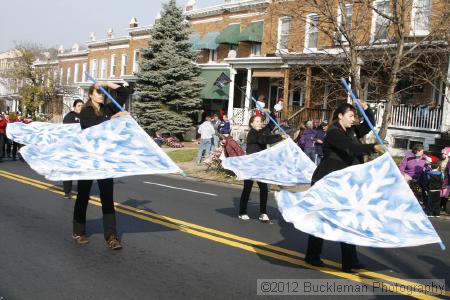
[212,135,219,148]
[197,138,212,163]
[304,148,316,163]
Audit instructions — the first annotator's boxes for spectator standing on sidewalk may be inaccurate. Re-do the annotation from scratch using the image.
[196,116,215,164]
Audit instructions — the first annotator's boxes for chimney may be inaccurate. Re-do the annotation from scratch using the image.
[107,28,114,39]
[129,17,138,28]
[185,0,196,12]
[90,32,96,42]
[72,43,79,52]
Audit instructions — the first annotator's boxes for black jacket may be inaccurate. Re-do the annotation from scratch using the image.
[246,117,282,155]
[80,86,129,129]
[63,111,80,124]
[311,108,376,184]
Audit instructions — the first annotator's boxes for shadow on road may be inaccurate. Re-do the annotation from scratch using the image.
[85,198,176,239]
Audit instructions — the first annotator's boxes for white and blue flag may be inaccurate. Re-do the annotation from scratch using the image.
[7,121,81,147]
[7,116,182,181]
[275,153,444,248]
[221,139,316,185]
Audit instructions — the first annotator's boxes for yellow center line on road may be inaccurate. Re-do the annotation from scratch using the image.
[0,169,447,299]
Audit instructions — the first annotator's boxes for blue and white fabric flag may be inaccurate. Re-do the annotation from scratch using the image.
[275,153,444,248]
[12,116,182,181]
[7,121,81,147]
[222,139,316,185]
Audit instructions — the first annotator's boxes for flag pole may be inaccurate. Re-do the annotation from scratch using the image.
[340,78,387,149]
[85,72,125,112]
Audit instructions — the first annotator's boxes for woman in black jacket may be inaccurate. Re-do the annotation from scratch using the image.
[239,114,283,222]
[304,102,384,272]
[72,82,129,249]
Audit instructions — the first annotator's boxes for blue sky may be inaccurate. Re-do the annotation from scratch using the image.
[0,0,222,52]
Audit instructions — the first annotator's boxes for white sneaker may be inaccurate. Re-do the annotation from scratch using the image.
[259,214,270,222]
[238,214,250,220]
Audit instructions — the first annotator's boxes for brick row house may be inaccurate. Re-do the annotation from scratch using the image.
[186,0,450,154]
[56,19,150,117]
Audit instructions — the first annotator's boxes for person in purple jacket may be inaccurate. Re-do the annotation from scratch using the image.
[399,144,427,183]
[218,114,231,136]
[298,121,317,162]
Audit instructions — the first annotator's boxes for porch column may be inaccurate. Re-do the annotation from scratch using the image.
[283,68,290,118]
[227,66,236,119]
[305,67,312,108]
[442,54,450,131]
[243,68,252,125]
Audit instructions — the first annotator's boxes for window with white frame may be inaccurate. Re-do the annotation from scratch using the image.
[251,43,262,56]
[411,0,431,35]
[433,80,446,106]
[100,58,107,78]
[74,64,79,83]
[277,16,291,51]
[121,54,127,75]
[82,63,87,82]
[66,67,71,85]
[305,14,319,50]
[372,0,390,42]
[110,54,116,78]
[337,4,353,42]
[209,49,218,62]
[91,59,98,77]
[133,49,140,73]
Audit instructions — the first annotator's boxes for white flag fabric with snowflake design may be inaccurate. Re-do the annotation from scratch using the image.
[221,139,316,185]
[12,116,182,181]
[275,153,444,249]
[7,121,82,147]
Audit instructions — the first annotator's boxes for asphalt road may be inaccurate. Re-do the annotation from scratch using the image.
[0,159,449,300]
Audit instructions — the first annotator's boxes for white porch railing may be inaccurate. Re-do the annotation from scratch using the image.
[232,108,246,125]
[231,107,271,126]
[374,103,443,132]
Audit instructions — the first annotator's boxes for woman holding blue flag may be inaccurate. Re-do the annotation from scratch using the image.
[238,114,283,222]
[72,81,129,249]
[304,101,384,272]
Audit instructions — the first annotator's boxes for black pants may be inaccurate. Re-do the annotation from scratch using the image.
[0,134,5,158]
[305,235,359,269]
[239,180,268,215]
[6,140,18,158]
[63,181,72,195]
[73,179,117,240]
[425,191,441,216]
[441,197,448,211]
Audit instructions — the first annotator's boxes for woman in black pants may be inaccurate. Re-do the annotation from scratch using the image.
[72,82,129,249]
[239,114,282,222]
[304,102,384,272]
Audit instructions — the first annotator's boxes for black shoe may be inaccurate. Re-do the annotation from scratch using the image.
[351,263,365,269]
[305,259,325,267]
[64,193,72,199]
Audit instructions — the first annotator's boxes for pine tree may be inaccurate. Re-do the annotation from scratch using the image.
[134,0,204,135]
